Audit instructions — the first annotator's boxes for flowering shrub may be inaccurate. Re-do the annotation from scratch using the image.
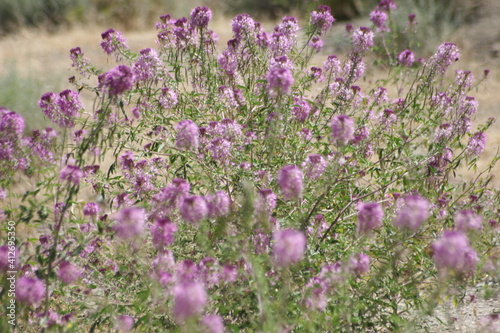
[1,1,499,332]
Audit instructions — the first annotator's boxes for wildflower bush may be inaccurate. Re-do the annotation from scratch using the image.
[1,1,499,332]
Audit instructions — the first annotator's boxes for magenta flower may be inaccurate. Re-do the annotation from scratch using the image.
[331,115,355,146]
[393,195,431,231]
[308,36,324,53]
[39,90,82,128]
[173,281,208,323]
[277,165,304,200]
[466,132,486,157]
[180,195,208,224]
[357,202,384,234]
[176,119,199,151]
[57,261,82,284]
[60,164,84,185]
[310,5,335,35]
[370,10,388,31]
[98,65,135,97]
[159,87,178,109]
[206,191,231,218]
[428,42,460,74]
[100,28,127,57]
[351,27,374,53]
[16,276,46,307]
[116,315,134,332]
[232,14,257,40]
[190,6,212,29]
[113,207,146,239]
[133,48,161,82]
[454,210,482,231]
[83,202,99,217]
[272,229,306,268]
[201,315,224,333]
[398,50,415,67]
[432,230,478,274]
[151,218,177,249]
[347,253,370,276]
[266,66,294,97]
[301,154,327,180]
[291,96,311,122]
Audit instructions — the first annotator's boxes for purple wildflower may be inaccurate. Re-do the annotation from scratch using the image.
[308,36,324,53]
[100,28,127,58]
[466,132,486,157]
[201,314,224,333]
[331,115,355,146]
[428,42,460,75]
[458,96,478,116]
[393,195,431,231]
[272,229,307,268]
[323,54,341,76]
[206,191,231,218]
[39,90,82,128]
[357,202,384,234]
[432,230,478,274]
[180,195,208,224]
[370,10,388,31]
[266,66,294,97]
[291,96,311,122]
[277,165,304,200]
[276,16,299,38]
[255,189,277,216]
[455,210,482,231]
[98,65,135,96]
[434,123,453,142]
[351,27,374,53]
[16,276,45,307]
[159,87,178,109]
[133,48,161,82]
[176,120,199,151]
[173,281,207,323]
[151,218,177,249]
[59,164,84,185]
[310,5,335,35]
[69,47,90,74]
[190,6,212,29]
[232,14,257,40]
[301,154,327,180]
[376,0,397,11]
[113,207,146,239]
[83,202,99,217]
[57,261,82,284]
[347,253,370,276]
[398,50,415,67]
[116,315,134,332]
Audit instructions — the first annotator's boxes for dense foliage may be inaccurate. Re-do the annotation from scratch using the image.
[0,1,499,332]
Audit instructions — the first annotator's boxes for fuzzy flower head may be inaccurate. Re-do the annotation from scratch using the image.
[357,202,384,234]
[466,132,486,157]
[201,314,224,333]
[133,48,161,82]
[393,195,431,231]
[266,66,294,97]
[101,28,128,58]
[190,6,212,29]
[432,230,478,275]
[310,5,335,35]
[277,165,304,200]
[331,115,355,147]
[455,210,482,231]
[113,207,146,239]
[351,26,374,53]
[152,218,177,249]
[39,90,82,128]
[428,42,460,75]
[272,229,306,268]
[232,14,257,40]
[398,50,415,67]
[291,96,311,122]
[301,154,327,180]
[206,191,231,219]
[175,119,199,151]
[308,36,324,53]
[180,195,208,224]
[57,261,82,284]
[173,282,208,323]
[116,315,134,332]
[370,10,388,31]
[98,65,135,97]
[83,202,99,217]
[347,253,370,276]
[59,164,84,185]
[16,276,46,307]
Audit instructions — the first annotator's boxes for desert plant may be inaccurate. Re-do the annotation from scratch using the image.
[0,1,498,332]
